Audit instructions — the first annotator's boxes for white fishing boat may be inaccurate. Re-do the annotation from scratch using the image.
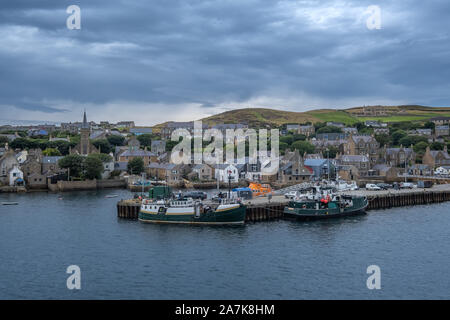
[139,196,246,225]
[2,202,19,205]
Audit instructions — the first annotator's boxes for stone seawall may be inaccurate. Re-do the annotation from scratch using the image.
[48,179,126,192]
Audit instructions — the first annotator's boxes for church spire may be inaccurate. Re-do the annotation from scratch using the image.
[82,109,89,129]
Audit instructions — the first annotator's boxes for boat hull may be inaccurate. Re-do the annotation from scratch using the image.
[284,207,366,221]
[283,196,368,221]
[138,205,246,225]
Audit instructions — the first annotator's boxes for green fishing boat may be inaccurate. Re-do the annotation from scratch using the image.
[284,194,368,220]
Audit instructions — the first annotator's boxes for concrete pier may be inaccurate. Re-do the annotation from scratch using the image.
[117,184,450,221]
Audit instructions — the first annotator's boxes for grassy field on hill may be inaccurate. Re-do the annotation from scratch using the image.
[153,105,450,128]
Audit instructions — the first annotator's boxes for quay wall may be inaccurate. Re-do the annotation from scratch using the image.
[48,179,126,192]
[117,190,450,221]
[97,179,126,189]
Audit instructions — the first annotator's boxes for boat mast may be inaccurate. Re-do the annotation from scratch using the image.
[228,169,232,200]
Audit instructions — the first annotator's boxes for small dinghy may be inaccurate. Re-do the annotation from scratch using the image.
[2,202,19,205]
[105,194,118,198]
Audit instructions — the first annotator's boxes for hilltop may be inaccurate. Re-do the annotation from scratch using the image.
[199,105,450,127]
[152,105,450,129]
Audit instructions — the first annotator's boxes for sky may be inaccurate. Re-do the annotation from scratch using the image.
[0,0,449,125]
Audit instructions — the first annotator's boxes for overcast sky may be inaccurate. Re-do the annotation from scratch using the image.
[1,0,449,125]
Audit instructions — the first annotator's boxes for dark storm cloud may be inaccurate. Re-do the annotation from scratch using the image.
[0,0,449,123]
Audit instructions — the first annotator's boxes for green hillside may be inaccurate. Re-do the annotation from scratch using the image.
[154,105,450,129]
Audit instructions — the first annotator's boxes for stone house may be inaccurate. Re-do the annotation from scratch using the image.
[42,156,65,175]
[370,164,400,181]
[342,127,358,134]
[0,148,19,185]
[147,163,191,184]
[326,122,345,128]
[298,125,315,137]
[118,149,157,166]
[286,124,300,132]
[407,128,432,137]
[374,128,389,135]
[382,145,415,167]
[277,150,313,184]
[338,154,370,176]
[344,134,380,164]
[27,172,47,189]
[430,117,450,126]
[190,164,214,181]
[151,140,166,155]
[422,146,450,168]
[435,125,449,137]
[408,164,433,176]
[338,165,360,181]
[21,149,43,183]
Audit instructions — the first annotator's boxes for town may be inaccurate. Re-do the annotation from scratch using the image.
[1,108,450,193]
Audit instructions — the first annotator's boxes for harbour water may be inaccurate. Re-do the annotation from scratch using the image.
[1,189,449,299]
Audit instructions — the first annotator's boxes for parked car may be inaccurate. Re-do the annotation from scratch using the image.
[376,183,392,190]
[284,191,300,199]
[400,182,416,189]
[417,180,433,188]
[182,191,207,200]
[366,183,381,191]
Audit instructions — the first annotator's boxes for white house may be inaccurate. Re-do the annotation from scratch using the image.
[214,164,239,183]
[101,153,115,179]
[9,165,24,186]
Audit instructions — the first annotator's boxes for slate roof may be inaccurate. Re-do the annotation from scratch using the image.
[119,149,156,157]
[42,156,64,164]
[339,155,369,162]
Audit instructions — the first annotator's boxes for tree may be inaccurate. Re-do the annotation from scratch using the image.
[430,142,444,150]
[136,134,153,148]
[316,126,342,134]
[291,141,315,155]
[0,136,8,147]
[325,146,339,159]
[52,141,71,155]
[84,155,104,180]
[92,139,112,154]
[89,153,112,163]
[413,141,428,154]
[42,148,62,156]
[10,137,30,149]
[280,135,294,145]
[423,121,435,130]
[292,134,306,142]
[166,139,180,152]
[279,142,289,154]
[375,134,391,147]
[107,135,125,147]
[391,130,407,146]
[398,136,414,147]
[58,154,84,178]
[127,157,145,175]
